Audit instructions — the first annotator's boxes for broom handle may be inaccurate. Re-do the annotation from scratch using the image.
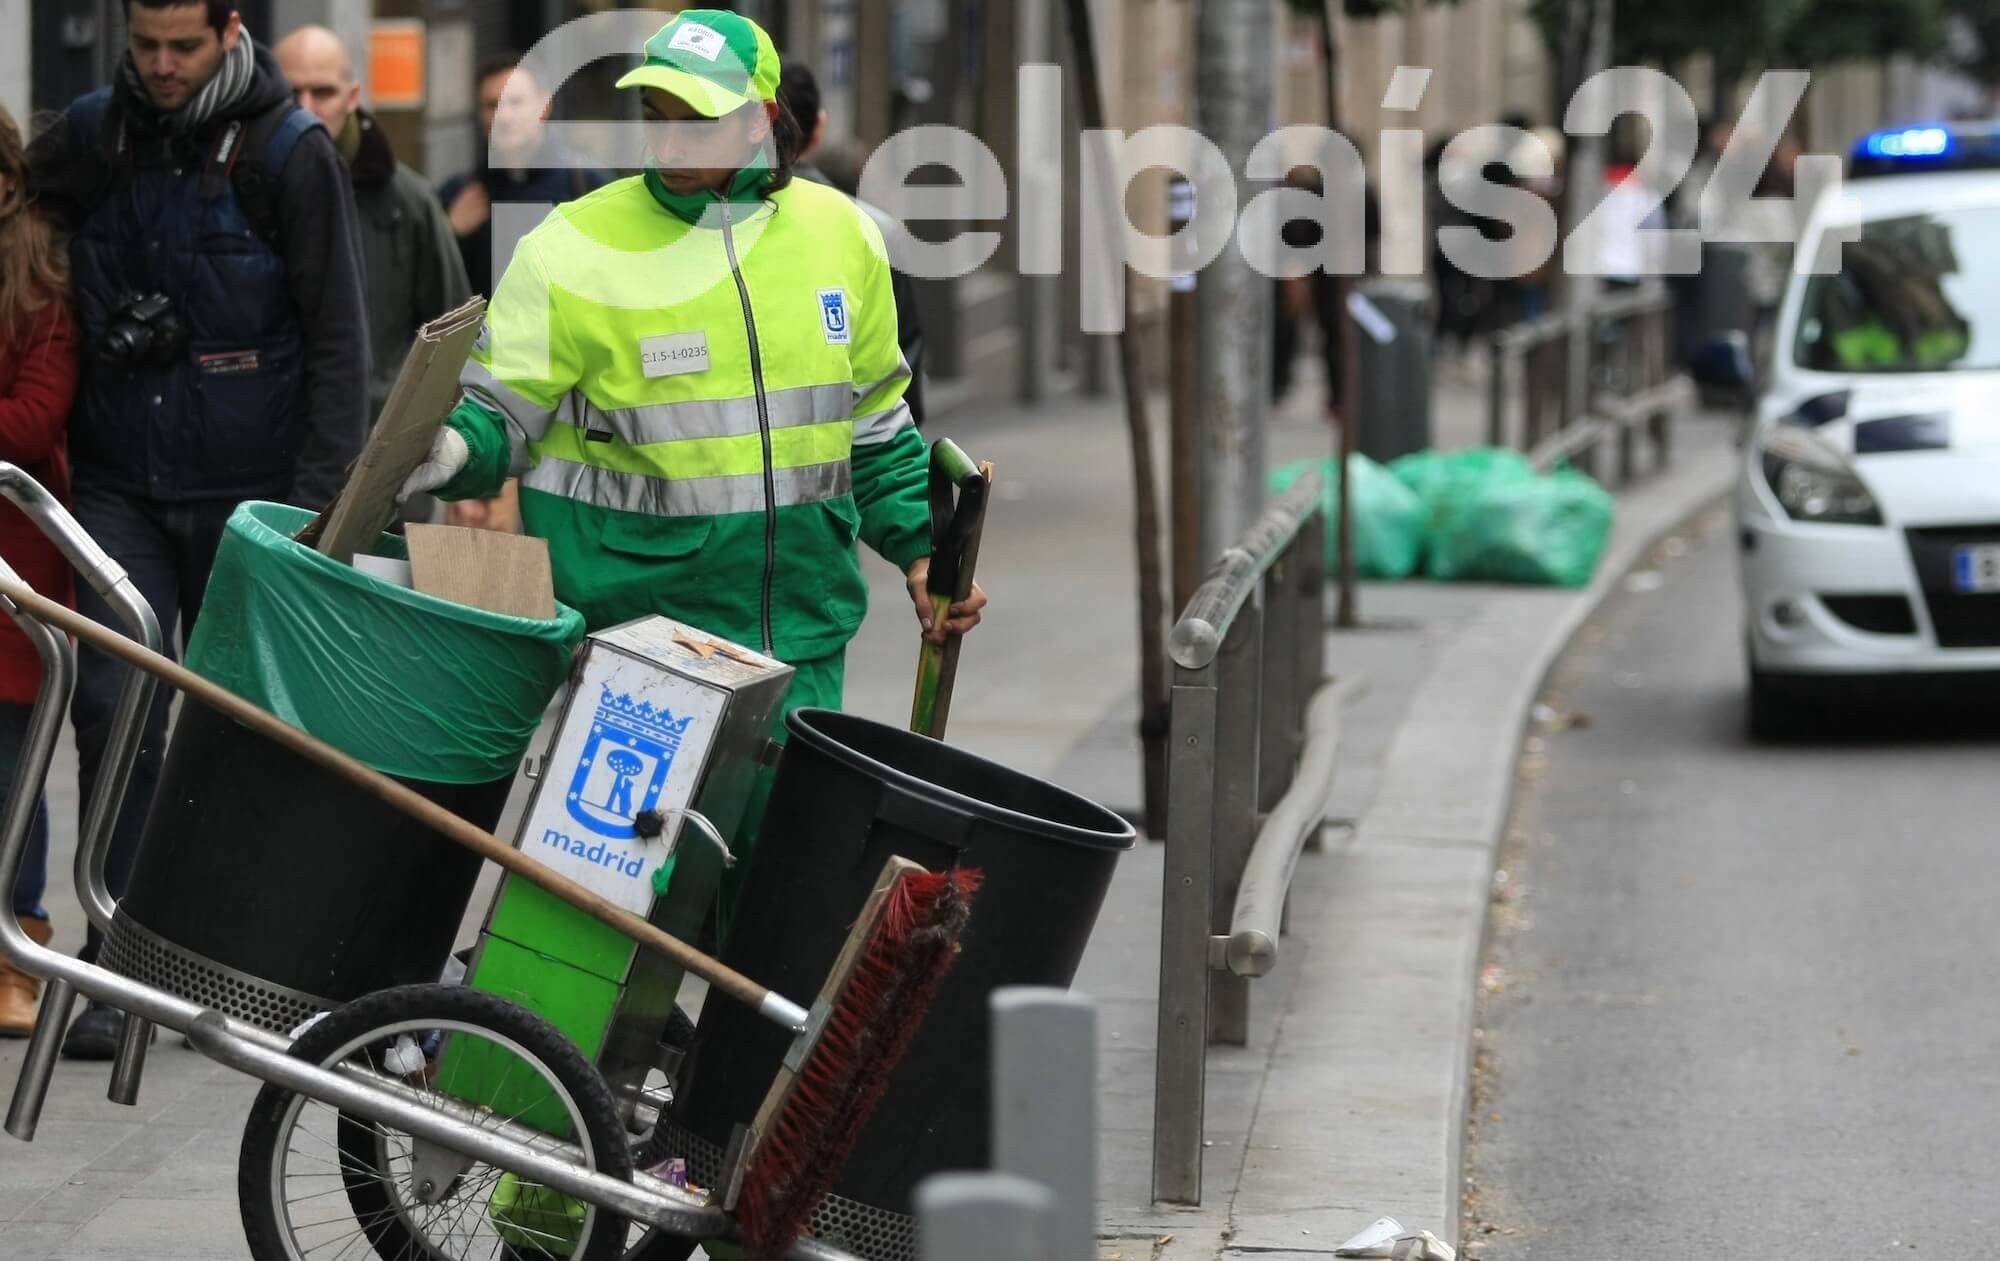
[0,577,809,1031]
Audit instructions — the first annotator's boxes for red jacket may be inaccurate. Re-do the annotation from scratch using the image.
[0,303,77,705]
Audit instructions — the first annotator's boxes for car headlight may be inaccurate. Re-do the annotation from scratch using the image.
[1760,427,1882,525]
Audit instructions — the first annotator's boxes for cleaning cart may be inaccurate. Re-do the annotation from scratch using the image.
[0,464,940,1261]
[0,447,1133,1261]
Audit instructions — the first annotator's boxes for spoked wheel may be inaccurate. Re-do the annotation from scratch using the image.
[238,983,633,1261]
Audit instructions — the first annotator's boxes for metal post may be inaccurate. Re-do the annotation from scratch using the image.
[1487,336,1508,449]
[1259,555,1302,817]
[1015,0,1055,406]
[1193,0,1273,562]
[108,1012,151,1106]
[8,977,74,1138]
[917,1173,1056,1261]
[1153,663,1218,1206]
[1208,607,1260,1048]
[991,989,1096,1260]
[1297,514,1330,854]
[1261,540,1302,934]
[1563,0,1612,432]
[1170,179,1202,614]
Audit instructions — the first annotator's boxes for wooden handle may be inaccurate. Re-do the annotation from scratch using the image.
[0,577,780,1017]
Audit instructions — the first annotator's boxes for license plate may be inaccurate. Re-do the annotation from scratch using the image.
[1952,544,2000,594]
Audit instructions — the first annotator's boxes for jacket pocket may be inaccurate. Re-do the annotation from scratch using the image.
[597,511,714,560]
[188,336,304,486]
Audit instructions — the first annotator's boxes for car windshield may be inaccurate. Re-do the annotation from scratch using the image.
[1793,206,2000,374]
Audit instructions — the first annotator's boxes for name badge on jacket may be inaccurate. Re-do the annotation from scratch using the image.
[639,332,710,379]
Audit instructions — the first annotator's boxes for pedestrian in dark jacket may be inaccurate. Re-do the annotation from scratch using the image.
[0,104,78,1040]
[434,52,611,535]
[278,25,470,423]
[437,53,615,301]
[27,0,370,1060]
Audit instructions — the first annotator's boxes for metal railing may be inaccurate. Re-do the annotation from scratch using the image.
[1151,472,1338,1205]
[1487,288,1692,484]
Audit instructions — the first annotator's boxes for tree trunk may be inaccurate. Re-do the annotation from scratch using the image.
[1062,0,1172,838]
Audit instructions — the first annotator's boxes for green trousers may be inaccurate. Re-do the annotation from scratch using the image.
[716,650,846,941]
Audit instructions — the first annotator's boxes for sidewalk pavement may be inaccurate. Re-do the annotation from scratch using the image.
[0,360,1733,1260]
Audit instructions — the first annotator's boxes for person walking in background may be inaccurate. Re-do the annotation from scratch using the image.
[277,24,471,525]
[437,52,612,533]
[28,0,369,1059]
[438,52,614,301]
[777,60,928,425]
[0,105,79,1038]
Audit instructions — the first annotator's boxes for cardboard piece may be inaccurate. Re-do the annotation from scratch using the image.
[309,295,487,563]
[405,524,557,621]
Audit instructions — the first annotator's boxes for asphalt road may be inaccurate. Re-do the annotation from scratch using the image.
[1465,507,2000,1259]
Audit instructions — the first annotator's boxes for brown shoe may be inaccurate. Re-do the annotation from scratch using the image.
[0,915,53,1038]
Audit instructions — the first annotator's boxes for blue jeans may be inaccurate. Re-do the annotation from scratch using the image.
[0,702,50,920]
[68,482,235,962]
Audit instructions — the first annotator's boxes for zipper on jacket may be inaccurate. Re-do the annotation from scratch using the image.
[720,203,779,656]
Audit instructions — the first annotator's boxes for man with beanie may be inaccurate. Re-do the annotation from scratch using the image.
[28,0,369,1059]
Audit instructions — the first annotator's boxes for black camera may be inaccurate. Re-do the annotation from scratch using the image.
[96,292,188,371]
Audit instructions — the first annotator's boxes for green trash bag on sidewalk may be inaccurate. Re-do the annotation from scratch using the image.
[185,501,585,783]
[1425,467,1617,587]
[1390,446,1537,529]
[1271,454,1427,580]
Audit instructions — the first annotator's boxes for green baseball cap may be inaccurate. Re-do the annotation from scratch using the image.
[616,10,781,119]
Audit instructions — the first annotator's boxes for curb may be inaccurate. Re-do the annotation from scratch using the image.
[1238,430,1739,1257]
[1420,447,1735,1250]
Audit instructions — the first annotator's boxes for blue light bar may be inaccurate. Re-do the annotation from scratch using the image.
[1861,126,1953,159]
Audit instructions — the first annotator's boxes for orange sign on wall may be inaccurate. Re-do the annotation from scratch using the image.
[369,20,427,110]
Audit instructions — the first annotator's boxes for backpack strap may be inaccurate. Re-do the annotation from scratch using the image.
[227,104,325,250]
[62,88,122,220]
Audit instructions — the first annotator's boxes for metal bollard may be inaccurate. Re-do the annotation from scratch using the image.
[1208,607,1260,1048]
[916,1172,1055,1261]
[1154,660,1218,1205]
[991,989,1097,1260]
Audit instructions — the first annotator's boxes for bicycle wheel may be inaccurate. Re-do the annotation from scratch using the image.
[238,983,633,1261]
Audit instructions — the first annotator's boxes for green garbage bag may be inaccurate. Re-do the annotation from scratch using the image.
[185,502,585,784]
[1426,467,1616,587]
[1390,446,1537,530]
[1271,454,1426,580]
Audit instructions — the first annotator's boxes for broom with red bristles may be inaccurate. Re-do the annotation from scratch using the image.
[730,856,983,1260]
[0,575,980,1260]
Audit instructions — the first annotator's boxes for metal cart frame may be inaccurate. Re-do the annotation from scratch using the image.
[0,463,856,1261]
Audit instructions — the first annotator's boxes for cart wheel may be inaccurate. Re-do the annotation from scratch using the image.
[238,983,633,1261]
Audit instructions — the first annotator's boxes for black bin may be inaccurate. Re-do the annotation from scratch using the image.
[97,501,584,1033]
[670,708,1135,1258]
[111,703,511,1027]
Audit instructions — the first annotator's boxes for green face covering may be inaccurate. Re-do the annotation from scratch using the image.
[643,160,775,225]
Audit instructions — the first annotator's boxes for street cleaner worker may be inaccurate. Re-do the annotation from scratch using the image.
[398,10,985,922]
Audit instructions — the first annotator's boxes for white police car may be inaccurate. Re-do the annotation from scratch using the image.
[1723,125,2000,736]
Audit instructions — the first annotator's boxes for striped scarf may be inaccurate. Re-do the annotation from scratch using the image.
[121,26,258,134]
